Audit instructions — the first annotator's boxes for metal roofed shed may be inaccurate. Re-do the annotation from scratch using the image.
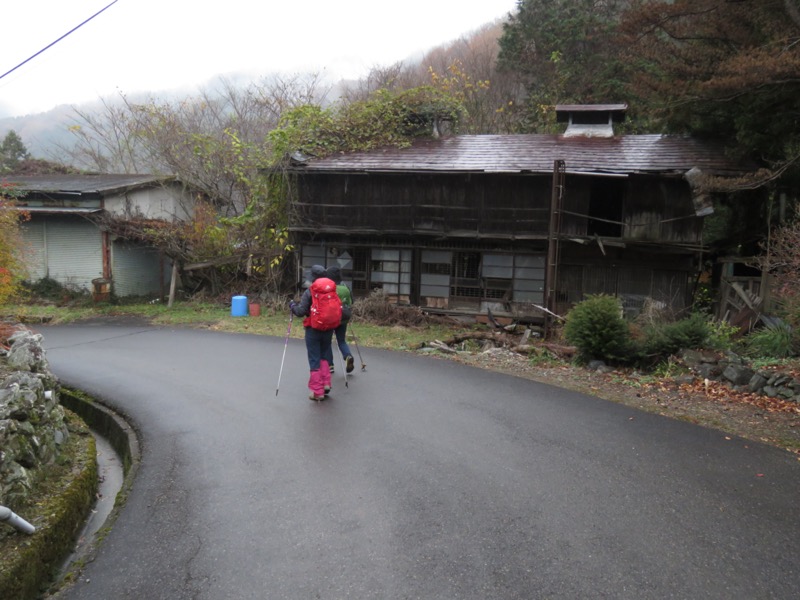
[10,174,195,300]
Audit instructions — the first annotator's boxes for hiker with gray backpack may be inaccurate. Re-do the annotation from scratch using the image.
[289,265,342,401]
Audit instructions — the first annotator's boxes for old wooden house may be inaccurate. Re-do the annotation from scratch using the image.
[287,105,748,323]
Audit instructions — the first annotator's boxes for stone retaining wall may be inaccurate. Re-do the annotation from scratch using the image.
[681,349,800,403]
[0,325,138,600]
[0,328,69,506]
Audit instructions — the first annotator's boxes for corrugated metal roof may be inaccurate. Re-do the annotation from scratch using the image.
[294,134,749,176]
[4,174,171,195]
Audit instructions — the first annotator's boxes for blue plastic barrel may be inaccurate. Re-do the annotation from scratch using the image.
[231,295,248,317]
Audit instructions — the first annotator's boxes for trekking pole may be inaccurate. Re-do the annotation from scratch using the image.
[275,310,294,396]
[348,323,367,371]
[339,348,349,388]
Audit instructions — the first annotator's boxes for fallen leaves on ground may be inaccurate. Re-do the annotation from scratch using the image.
[645,377,800,416]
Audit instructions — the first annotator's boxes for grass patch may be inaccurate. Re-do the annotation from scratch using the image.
[3,300,472,351]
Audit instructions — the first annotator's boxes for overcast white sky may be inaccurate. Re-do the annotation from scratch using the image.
[0,0,518,119]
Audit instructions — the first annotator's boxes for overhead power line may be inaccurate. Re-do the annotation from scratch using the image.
[0,0,120,82]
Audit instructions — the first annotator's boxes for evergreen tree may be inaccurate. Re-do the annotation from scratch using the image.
[497,0,634,132]
[621,0,800,189]
[0,130,31,173]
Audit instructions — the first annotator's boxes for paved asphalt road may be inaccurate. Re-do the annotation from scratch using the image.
[38,321,800,599]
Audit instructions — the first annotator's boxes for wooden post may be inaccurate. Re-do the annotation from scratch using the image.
[168,261,179,308]
[544,160,565,338]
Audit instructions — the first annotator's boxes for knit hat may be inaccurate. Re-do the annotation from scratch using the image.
[310,264,327,281]
[326,266,342,284]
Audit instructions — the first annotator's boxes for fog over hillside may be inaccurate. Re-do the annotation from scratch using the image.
[0,14,506,169]
[0,76,359,167]
[0,104,81,162]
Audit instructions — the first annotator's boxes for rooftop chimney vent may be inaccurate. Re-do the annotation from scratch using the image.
[556,104,628,138]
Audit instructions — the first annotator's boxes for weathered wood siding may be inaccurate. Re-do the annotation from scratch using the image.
[294,173,552,238]
[292,169,704,320]
[554,245,695,317]
[621,175,701,242]
[294,172,702,245]
[560,178,591,237]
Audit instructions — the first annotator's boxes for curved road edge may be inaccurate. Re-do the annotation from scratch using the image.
[49,389,141,597]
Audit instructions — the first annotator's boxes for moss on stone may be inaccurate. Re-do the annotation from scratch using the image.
[0,410,97,600]
[58,388,138,478]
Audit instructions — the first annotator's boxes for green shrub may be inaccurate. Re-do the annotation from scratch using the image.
[705,318,741,352]
[743,322,796,358]
[691,283,714,315]
[564,295,634,364]
[642,312,709,359]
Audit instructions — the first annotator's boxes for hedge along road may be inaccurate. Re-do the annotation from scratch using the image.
[38,320,800,600]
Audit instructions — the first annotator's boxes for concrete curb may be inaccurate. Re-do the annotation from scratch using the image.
[0,389,140,599]
[53,389,141,588]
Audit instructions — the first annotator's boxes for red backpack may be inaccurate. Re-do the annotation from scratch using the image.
[306,277,342,331]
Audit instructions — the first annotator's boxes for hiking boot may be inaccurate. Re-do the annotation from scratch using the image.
[345,355,355,373]
[309,392,325,401]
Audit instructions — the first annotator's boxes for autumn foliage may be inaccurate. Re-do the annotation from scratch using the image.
[620,0,800,176]
[0,181,28,304]
[758,210,800,331]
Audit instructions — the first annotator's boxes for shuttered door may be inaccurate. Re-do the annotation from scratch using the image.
[20,219,47,280]
[111,240,167,297]
[45,217,103,291]
[513,254,545,304]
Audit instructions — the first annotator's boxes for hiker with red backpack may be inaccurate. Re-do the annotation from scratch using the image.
[289,265,342,401]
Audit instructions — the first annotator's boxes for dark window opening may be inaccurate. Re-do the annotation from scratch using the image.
[422,262,451,276]
[452,286,482,298]
[450,252,481,305]
[587,178,624,237]
[483,285,510,300]
[572,112,609,126]
[453,252,480,279]
[732,263,760,277]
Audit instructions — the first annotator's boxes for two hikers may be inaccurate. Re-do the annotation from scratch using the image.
[289,264,354,400]
[290,265,339,400]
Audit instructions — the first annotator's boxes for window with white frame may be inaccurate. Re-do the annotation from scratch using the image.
[370,248,411,298]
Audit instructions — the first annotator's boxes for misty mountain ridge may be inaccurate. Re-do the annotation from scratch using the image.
[1,16,508,168]
[0,74,382,167]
